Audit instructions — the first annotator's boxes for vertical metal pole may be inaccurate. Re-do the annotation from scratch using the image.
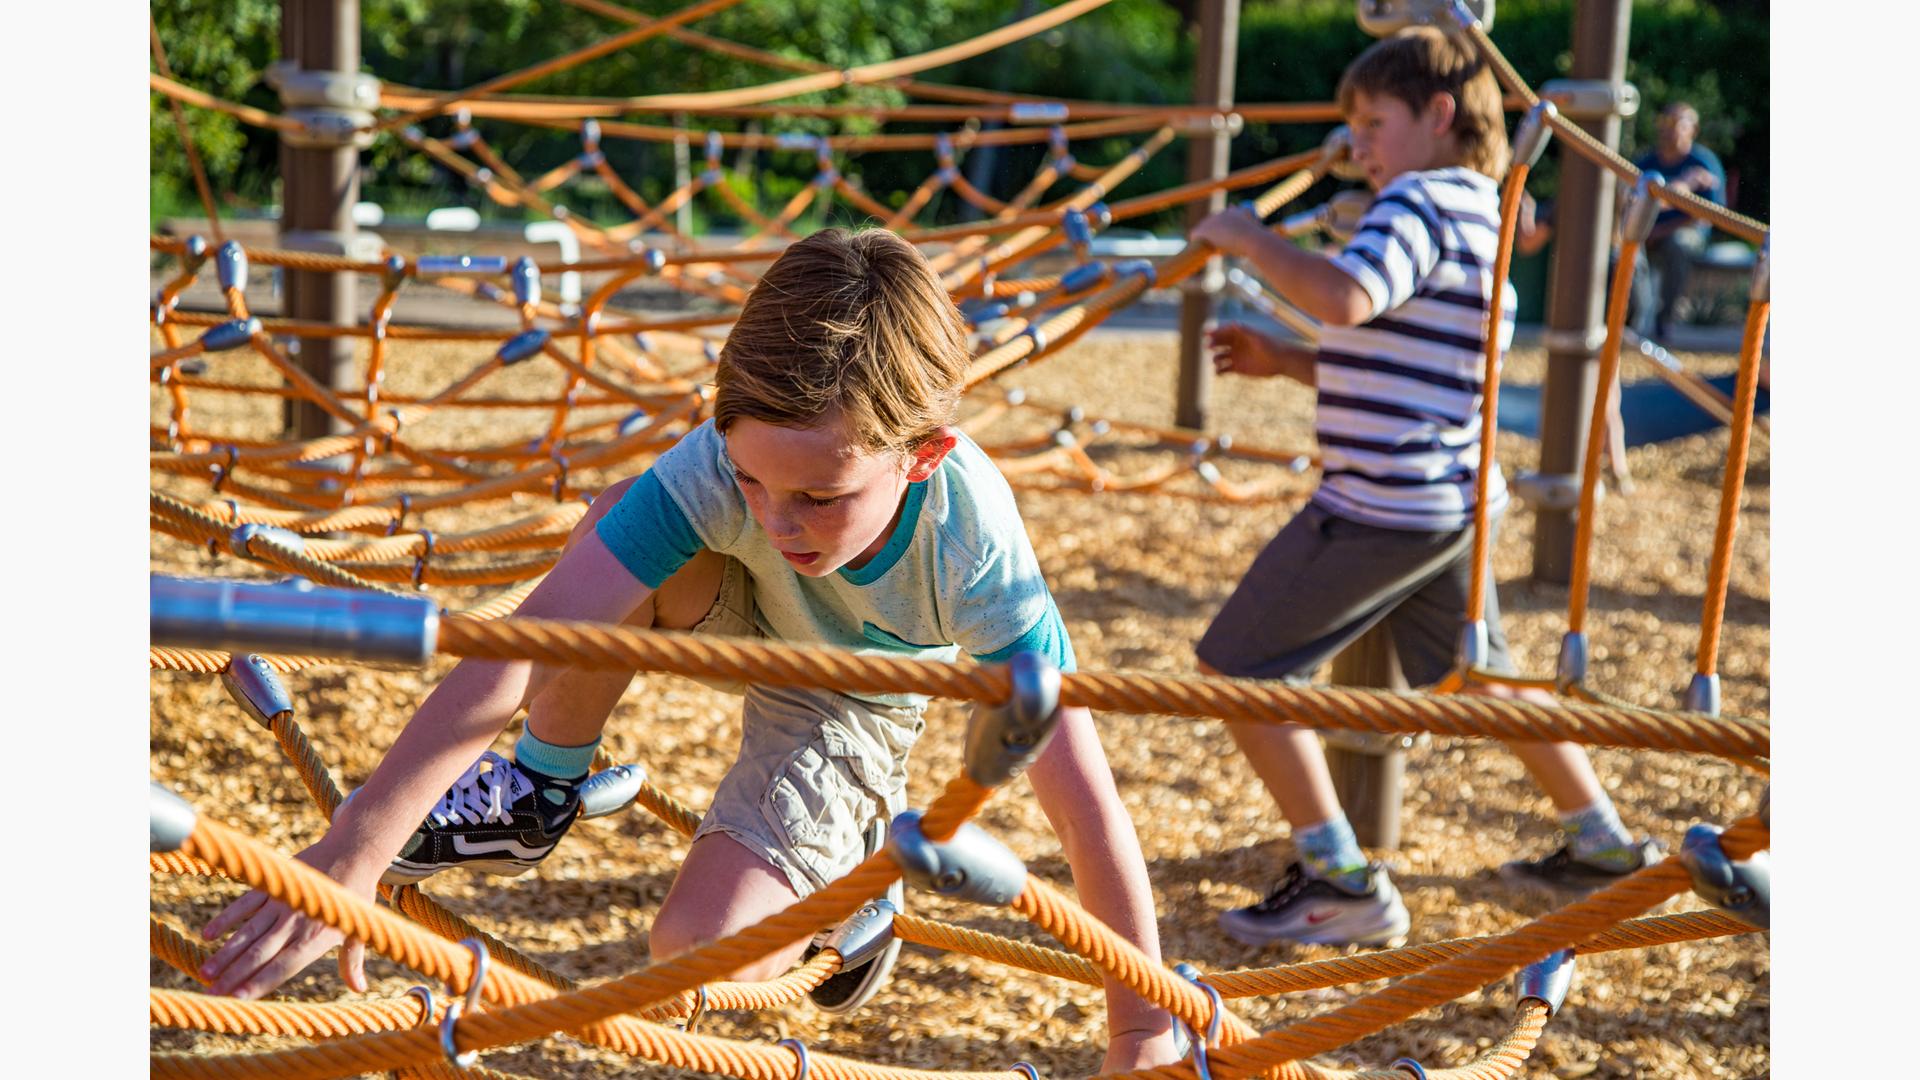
[1175,0,1240,431]
[1531,0,1632,583]
[279,0,360,440]
[673,112,694,236]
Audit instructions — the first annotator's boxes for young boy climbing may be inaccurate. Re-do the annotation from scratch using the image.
[199,229,1178,1071]
[1188,28,1659,948]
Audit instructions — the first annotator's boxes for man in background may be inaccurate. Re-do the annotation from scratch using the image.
[1632,102,1726,338]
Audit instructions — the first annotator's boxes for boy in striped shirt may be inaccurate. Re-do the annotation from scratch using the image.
[1189,28,1657,948]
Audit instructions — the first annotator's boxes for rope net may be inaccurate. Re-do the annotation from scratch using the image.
[152,5,1769,1078]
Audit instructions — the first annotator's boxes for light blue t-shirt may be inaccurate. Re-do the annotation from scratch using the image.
[596,419,1075,707]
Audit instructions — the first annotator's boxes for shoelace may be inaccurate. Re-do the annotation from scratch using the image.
[1251,865,1312,913]
[428,751,532,827]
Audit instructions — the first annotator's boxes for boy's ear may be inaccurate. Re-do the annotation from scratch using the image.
[905,427,958,482]
[1425,91,1457,136]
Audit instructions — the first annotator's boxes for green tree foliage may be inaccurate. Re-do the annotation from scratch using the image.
[151,0,1767,232]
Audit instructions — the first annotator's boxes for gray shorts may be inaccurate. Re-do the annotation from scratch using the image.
[687,557,926,897]
[1195,502,1514,689]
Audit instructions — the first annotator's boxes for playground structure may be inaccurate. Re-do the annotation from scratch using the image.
[150,2,1771,1078]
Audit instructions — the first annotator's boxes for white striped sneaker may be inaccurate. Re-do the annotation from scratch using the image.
[1217,862,1410,948]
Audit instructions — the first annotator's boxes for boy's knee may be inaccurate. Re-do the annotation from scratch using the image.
[646,908,698,963]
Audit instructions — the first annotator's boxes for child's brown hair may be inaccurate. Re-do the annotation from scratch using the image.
[714,228,969,455]
[1336,26,1511,179]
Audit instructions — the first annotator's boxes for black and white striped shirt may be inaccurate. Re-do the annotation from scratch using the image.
[1314,167,1515,532]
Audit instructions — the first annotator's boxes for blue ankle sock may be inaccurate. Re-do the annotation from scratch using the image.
[514,728,600,787]
[1558,798,1639,870]
[1294,816,1369,888]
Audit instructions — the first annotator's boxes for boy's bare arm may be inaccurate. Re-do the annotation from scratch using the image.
[1026,705,1179,1070]
[199,531,657,999]
[1192,205,1375,326]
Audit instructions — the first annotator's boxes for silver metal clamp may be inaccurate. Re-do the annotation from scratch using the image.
[1678,824,1769,929]
[220,653,294,729]
[964,651,1065,786]
[886,810,1027,907]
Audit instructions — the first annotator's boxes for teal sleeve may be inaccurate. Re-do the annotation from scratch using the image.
[972,594,1078,673]
[594,471,704,588]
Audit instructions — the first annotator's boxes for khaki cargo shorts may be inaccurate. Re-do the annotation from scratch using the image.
[687,557,926,897]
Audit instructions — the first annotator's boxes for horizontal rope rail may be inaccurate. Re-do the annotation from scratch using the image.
[432,617,1768,757]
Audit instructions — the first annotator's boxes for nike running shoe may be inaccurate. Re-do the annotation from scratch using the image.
[1216,862,1410,948]
[1499,838,1665,897]
[382,751,583,885]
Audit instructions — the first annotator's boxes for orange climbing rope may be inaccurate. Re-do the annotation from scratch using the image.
[428,615,1768,758]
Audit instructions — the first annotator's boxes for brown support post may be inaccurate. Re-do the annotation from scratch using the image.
[1324,625,1410,849]
[278,0,364,440]
[1174,0,1241,430]
[1529,0,1632,583]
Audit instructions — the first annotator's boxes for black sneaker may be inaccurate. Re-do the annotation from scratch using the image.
[1499,838,1665,897]
[806,820,903,1015]
[382,751,583,885]
[805,881,904,1014]
[1217,862,1409,948]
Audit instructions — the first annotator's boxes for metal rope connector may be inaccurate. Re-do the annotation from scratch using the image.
[439,937,489,1068]
[966,301,1011,327]
[1062,208,1094,259]
[776,1038,810,1080]
[1750,237,1769,304]
[1018,324,1050,355]
[381,254,411,293]
[1683,672,1720,717]
[404,985,436,1027]
[199,317,263,353]
[1170,963,1223,1080]
[215,241,248,292]
[221,654,294,729]
[1454,618,1490,671]
[181,234,210,271]
[573,762,645,822]
[1620,172,1664,246]
[965,651,1064,786]
[580,118,601,153]
[497,328,550,366]
[819,897,899,970]
[229,523,305,560]
[1514,948,1576,1015]
[1513,100,1558,170]
[1113,258,1157,286]
[512,257,541,309]
[1556,630,1589,690]
[683,984,709,1033]
[1060,263,1109,294]
[150,783,197,854]
[886,810,1027,907]
[1678,824,1769,929]
[412,530,437,590]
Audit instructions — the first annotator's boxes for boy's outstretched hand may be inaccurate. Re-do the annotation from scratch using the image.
[1207,322,1292,378]
[198,840,376,999]
[1189,203,1264,258]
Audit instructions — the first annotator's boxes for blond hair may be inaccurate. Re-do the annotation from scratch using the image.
[713,228,969,455]
[1336,27,1511,180]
